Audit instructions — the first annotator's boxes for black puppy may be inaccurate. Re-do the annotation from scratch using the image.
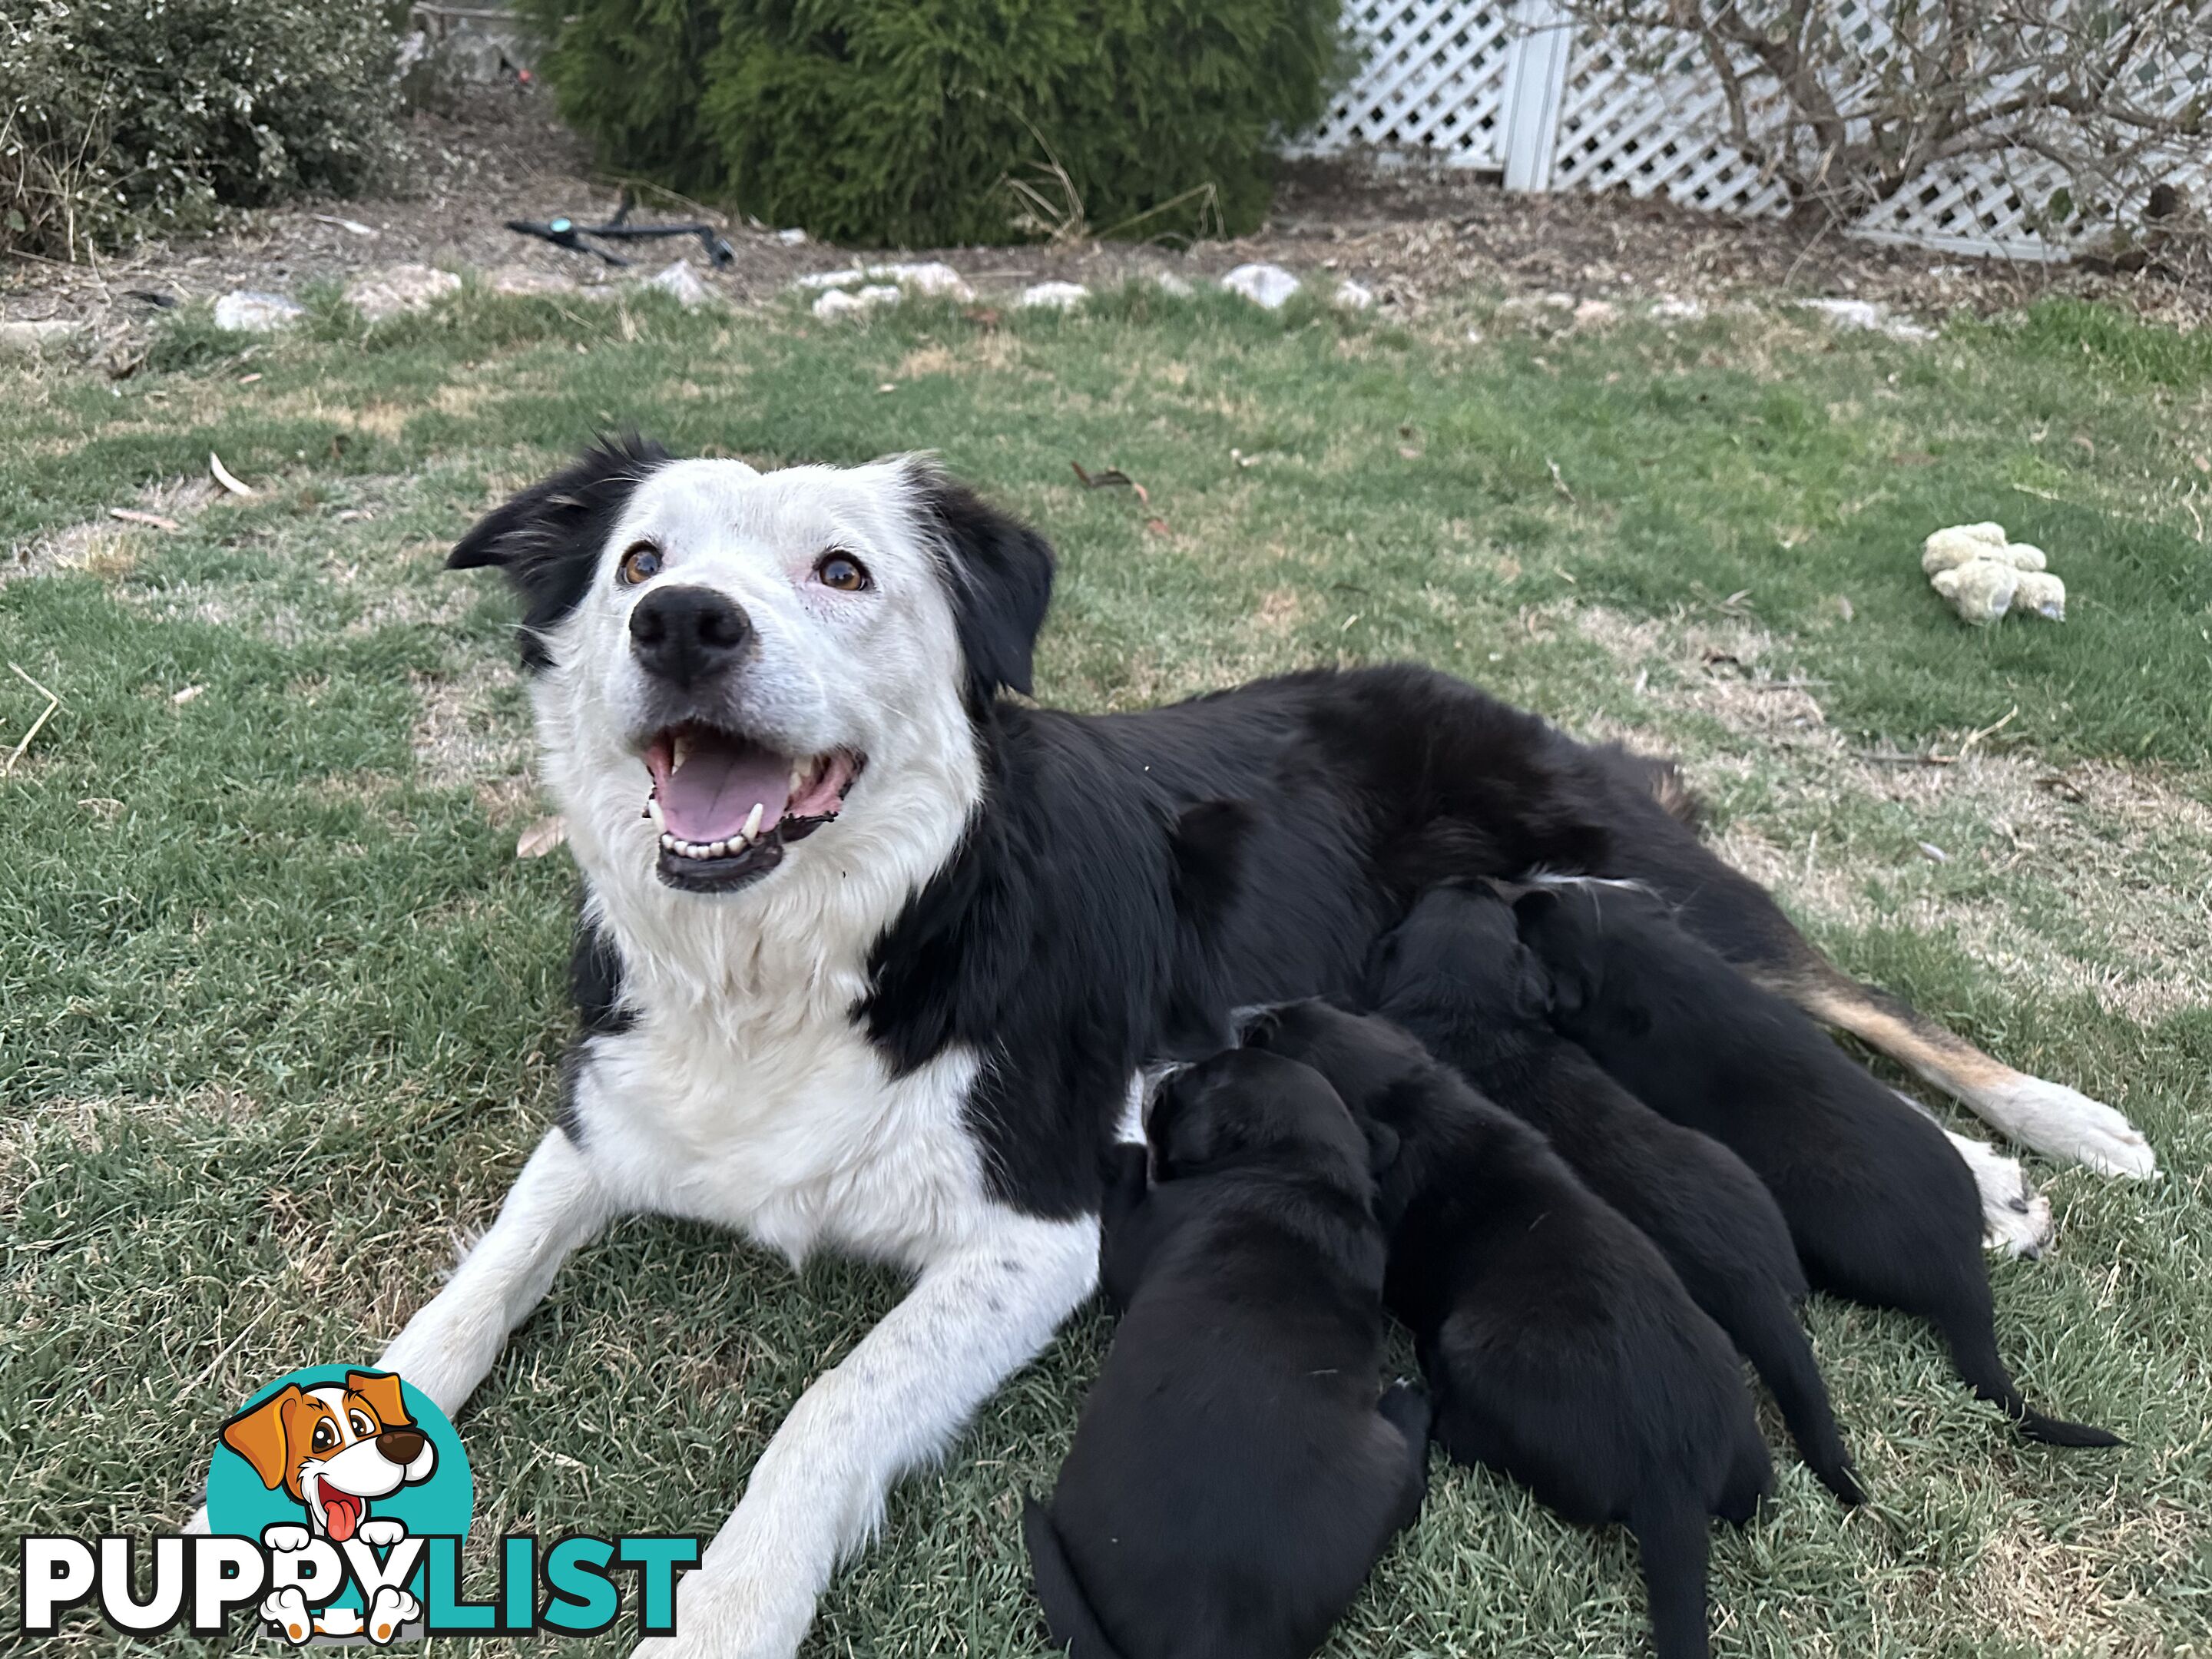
[1247,1000,1770,1659]
[1023,1048,1428,1659]
[1369,883,1864,1505]
[1518,880,2119,1449]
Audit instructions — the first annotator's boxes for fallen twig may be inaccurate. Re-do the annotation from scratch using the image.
[108,508,179,531]
[209,452,254,498]
[4,661,63,777]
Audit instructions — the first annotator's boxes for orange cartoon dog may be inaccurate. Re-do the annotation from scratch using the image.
[219,1370,436,1644]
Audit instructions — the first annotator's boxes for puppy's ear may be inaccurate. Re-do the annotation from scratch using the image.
[1158,800,1257,1057]
[909,462,1056,707]
[1510,887,1561,930]
[1361,1117,1402,1177]
[448,434,671,670]
[345,1370,412,1431]
[219,1386,303,1490]
[1512,942,1555,1022]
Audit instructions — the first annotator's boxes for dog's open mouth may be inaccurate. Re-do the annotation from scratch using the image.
[310,1475,365,1542]
[641,724,863,891]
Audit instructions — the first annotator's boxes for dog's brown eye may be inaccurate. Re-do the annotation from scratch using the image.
[311,1421,336,1451]
[815,551,871,593]
[617,541,663,586]
[349,1411,375,1439]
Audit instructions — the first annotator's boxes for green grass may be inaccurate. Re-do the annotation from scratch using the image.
[4,283,2210,1657]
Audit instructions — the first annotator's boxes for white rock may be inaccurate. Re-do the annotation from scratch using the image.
[776,227,809,245]
[1650,294,1706,321]
[1221,263,1300,310]
[345,264,461,323]
[0,318,79,352]
[487,266,576,297]
[795,268,865,290]
[2010,570,2066,620]
[865,260,972,300]
[1921,522,2009,575]
[213,290,305,332]
[812,284,901,320]
[1018,282,1089,311]
[1799,296,1936,342]
[1335,280,1375,311]
[1153,271,1196,297]
[647,260,710,308]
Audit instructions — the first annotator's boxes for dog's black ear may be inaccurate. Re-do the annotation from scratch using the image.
[909,463,1055,707]
[1362,1116,1402,1177]
[1512,942,1555,1022]
[449,434,671,670]
[1511,886,1561,931]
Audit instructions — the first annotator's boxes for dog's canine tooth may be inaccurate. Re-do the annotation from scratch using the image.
[743,801,765,843]
[790,760,806,795]
[646,797,665,827]
[673,734,694,774]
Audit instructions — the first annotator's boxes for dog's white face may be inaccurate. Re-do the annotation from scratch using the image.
[452,445,1055,906]
[294,1386,435,1539]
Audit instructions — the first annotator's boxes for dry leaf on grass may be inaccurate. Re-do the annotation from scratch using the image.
[515,815,568,859]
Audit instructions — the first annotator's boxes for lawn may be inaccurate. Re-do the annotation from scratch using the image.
[4,279,2210,1657]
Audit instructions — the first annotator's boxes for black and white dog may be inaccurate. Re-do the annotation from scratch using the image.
[352,439,2150,1657]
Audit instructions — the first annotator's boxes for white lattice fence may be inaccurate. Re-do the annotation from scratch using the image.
[1304,0,2212,260]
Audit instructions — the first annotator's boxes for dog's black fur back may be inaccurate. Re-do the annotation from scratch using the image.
[1247,1002,1770,1659]
[1025,1048,1428,1659]
[1367,884,1863,1505]
[1521,882,2119,1449]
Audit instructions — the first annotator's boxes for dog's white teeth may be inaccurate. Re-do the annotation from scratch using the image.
[789,761,806,795]
[672,735,694,774]
[743,802,765,843]
[660,833,676,850]
[646,797,665,827]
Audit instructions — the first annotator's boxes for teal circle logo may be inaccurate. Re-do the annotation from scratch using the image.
[207,1366,472,1641]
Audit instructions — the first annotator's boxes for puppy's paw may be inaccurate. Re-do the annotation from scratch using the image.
[260,1523,313,1552]
[1981,1075,2156,1177]
[260,1587,313,1646]
[1945,1131,2055,1258]
[356,1517,406,1548]
[366,1586,420,1644]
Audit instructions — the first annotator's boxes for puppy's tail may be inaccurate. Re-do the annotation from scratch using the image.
[1944,1320,2124,1449]
[1732,1294,1865,1505]
[1022,1494,1127,1659]
[1630,1501,1711,1659]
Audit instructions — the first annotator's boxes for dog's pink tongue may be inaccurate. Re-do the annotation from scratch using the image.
[323,1488,362,1543]
[659,734,790,845]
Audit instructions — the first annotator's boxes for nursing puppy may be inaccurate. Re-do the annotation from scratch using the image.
[1518,882,2120,1449]
[1369,884,1863,1505]
[1247,1002,1770,1659]
[1023,1048,1428,1659]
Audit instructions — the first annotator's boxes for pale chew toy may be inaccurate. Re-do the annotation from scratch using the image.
[1921,523,2065,624]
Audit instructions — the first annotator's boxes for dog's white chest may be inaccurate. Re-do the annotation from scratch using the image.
[571,1005,990,1269]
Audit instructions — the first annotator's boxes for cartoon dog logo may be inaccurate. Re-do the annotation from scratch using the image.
[219,1369,435,1642]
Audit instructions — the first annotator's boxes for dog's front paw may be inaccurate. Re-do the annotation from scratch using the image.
[1945,1131,2055,1258]
[629,1572,810,1659]
[366,1586,420,1644]
[260,1587,313,1646]
[1986,1077,2156,1177]
[261,1522,313,1552]
[356,1518,406,1549]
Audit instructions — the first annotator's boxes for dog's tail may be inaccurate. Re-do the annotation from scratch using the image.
[1022,1494,1127,1659]
[1731,1293,1865,1505]
[1942,1318,2124,1449]
[1630,1500,1712,1659]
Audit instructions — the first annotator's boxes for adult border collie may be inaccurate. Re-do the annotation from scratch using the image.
[378,439,2151,1658]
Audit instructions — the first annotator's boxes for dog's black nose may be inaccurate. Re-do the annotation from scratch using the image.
[630,586,753,687]
[376,1427,427,1463]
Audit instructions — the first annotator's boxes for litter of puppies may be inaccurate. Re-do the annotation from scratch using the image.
[1028,875,2121,1659]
